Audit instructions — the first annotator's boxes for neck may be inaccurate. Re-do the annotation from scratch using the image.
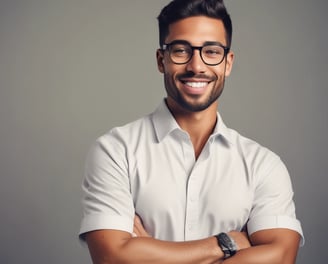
[166,98,218,159]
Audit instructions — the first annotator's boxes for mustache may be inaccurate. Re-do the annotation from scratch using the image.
[177,72,216,81]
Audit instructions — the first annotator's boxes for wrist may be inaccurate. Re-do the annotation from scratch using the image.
[214,232,237,259]
[210,236,225,261]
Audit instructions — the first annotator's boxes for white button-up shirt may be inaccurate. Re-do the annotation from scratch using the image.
[80,100,304,244]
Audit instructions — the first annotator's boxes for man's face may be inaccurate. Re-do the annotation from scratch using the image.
[157,16,234,112]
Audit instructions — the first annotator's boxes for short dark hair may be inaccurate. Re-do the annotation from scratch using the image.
[157,0,232,47]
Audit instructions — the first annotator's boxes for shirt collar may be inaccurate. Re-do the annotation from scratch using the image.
[212,113,234,146]
[151,99,234,145]
[151,99,181,142]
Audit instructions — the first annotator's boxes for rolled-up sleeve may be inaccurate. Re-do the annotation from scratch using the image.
[247,158,304,246]
[79,132,134,240]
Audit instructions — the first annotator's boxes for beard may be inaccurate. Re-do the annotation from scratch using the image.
[164,72,226,112]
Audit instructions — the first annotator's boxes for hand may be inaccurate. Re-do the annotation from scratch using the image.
[133,215,151,237]
[227,231,251,251]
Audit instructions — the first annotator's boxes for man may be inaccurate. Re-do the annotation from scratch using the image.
[79,0,304,263]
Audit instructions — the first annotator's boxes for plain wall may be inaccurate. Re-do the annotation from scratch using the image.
[0,0,327,263]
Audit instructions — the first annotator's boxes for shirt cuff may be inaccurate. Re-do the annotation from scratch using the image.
[79,214,133,241]
[247,215,304,246]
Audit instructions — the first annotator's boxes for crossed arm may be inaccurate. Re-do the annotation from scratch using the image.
[85,216,300,264]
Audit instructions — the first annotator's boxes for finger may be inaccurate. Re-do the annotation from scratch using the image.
[133,215,151,237]
[133,222,142,236]
[134,221,149,237]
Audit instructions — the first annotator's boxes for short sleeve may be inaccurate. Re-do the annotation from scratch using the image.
[79,131,135,240]
[247,157,304,246]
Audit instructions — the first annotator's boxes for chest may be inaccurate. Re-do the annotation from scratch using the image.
[128,138,255,240]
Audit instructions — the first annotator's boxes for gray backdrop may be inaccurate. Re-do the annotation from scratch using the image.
[0,0,327,263]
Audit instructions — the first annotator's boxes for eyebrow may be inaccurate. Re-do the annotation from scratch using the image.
[203,41,226,47]
[167,39,226,47]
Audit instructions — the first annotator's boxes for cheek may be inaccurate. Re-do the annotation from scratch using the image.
[164,72,176,88]
[213,66,227,80]
[163,66,179,82]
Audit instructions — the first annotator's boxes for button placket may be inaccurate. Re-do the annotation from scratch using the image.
[185,172,200,240]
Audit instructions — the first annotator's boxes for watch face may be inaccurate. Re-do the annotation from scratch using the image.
[218,233,237,258]
[220,233,233,247]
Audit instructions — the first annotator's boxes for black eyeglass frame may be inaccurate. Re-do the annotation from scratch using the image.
[161,40,230,66]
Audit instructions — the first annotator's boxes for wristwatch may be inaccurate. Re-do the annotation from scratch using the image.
[215,232,237,259]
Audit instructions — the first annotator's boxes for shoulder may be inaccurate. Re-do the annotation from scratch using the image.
[225,127,283,176]
[89,114,154,155]
[101,114,152,141]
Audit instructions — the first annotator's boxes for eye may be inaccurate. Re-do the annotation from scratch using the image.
[203,46,224,57]
[170,45,190,57]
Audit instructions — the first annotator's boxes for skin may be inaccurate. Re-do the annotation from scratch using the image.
[85,16,301,264]
[133,216,301,264]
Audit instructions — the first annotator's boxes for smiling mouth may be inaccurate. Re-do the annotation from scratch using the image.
[179,80,212,96]
[183,81,209,88]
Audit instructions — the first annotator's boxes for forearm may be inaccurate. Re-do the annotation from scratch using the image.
[123,236,223,264]
[222,229,300,264]
[223,244,295,264]
[86,230,224,264]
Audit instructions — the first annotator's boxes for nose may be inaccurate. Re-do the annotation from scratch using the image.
[185,50,207,73]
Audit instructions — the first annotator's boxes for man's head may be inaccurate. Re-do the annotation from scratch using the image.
[156,0,234,113]
[157,0,232,48]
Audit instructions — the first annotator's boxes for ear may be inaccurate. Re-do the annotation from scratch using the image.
[156,49,165,73]
[224,51,234,77]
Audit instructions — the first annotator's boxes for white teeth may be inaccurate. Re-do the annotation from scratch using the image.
[185,82,208,88]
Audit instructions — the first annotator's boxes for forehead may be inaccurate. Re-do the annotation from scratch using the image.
[166,16,226,46]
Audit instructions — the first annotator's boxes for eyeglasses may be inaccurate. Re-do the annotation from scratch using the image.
[162,40,230,66]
